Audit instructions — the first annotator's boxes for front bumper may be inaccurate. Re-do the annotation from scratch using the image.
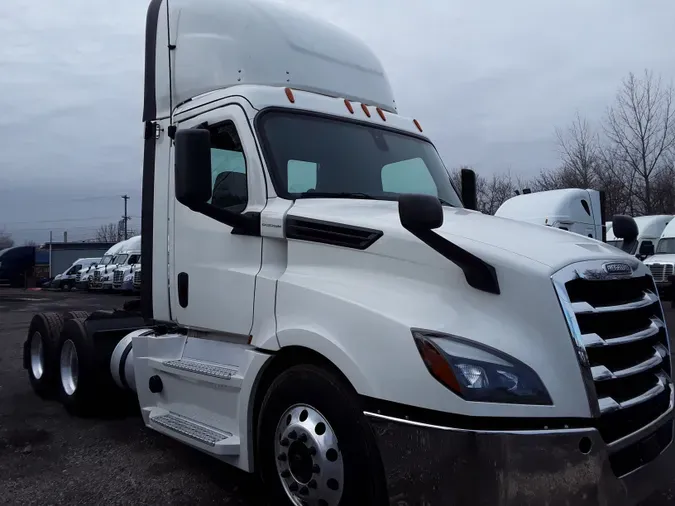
[367,411,674,506]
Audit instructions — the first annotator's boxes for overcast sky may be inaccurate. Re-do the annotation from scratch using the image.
[1,0,674,244]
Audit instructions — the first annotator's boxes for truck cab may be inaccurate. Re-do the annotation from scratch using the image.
[495,188,605,240]
[88,240,128,291]
[644,218,675,296]
[111,236,142,291]
[22,1,674,505]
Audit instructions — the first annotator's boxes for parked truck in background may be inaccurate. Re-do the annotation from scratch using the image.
[21,1,674,505]
[0,245,49,287]
[644,219,675,298]
[495,188,606,240]
[111,236,142,291]
[89,238,135,291]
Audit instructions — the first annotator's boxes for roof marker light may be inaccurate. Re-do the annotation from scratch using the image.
[413,119,423,132]
[344,99,354,114]
[285,87,295,103]
[361,103,371,117]
[376,107,386,121]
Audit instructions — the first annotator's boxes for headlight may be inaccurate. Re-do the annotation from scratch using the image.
[412,329,552,405]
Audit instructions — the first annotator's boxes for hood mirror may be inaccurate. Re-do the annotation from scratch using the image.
[398,194,443,231]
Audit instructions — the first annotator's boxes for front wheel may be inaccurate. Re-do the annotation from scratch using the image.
[257,364,387,506]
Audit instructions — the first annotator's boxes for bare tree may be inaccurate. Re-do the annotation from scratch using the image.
[555,113,601,188]
[0,228,14,249]
[23,240,38,247]
[450,167,521,215]
[604,70,675,214]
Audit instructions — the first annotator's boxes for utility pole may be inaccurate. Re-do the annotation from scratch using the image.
[121,195,130,240]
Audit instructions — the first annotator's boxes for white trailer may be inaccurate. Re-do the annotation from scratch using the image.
[22,1,673,505]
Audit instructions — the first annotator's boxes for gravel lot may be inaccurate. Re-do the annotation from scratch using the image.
[1,289,675,505]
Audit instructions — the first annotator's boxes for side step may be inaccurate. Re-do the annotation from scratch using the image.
[148,358,243,388]
[148,409,240,455]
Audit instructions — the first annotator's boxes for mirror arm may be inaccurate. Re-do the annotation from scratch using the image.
[404,225,500,295]
[186,201,260,236]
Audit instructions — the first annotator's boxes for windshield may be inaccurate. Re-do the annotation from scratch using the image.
[656,238,675,254]
[256,111,463,206]
[114,254,129,265]
[101,255,114,265]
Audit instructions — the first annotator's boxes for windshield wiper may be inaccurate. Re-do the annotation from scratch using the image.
[298,192,378,200]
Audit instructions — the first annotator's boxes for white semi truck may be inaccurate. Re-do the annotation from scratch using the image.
[22,1,673,505]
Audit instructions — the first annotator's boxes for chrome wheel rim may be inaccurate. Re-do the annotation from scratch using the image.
[275,404,344,506]
[30,331,45,380]
[60,339,79,396]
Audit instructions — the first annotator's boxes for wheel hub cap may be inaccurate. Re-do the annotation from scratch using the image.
[275,405,344,506]
[60,339,79,396]
[30,331,44,380]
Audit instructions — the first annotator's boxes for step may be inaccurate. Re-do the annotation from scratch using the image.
[148,410,240,455]
[149,358,242,388]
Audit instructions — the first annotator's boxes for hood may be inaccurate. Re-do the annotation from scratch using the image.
[644,254,675,265]
[287,199,633,274]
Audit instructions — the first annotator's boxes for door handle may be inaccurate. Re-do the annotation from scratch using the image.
[177,272,189,308]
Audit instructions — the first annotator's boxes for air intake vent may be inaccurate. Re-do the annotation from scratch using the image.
[285,217,382,250]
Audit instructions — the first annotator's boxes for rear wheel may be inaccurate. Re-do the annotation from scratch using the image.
[57,318,101,416]
[25,312,64,398]
[257,364,387,506]
[63,310,90,321]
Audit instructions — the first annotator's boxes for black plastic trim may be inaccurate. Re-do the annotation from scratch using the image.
[141,128,156,320]
[361,396,590,432]
[142,0,162,122]
[177,272,188,308]
[118,340,133,391]
[406,227,500,295]
[286,216,383,250]
[140,0,162,321]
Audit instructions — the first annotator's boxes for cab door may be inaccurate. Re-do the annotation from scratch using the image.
[170,103,266,336]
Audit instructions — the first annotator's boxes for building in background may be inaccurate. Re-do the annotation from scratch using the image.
[42,241,117,278]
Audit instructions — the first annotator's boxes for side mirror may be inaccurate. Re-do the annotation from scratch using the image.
[175,128,212,206]
[460,168,477,211]
[639,241,655,258]
[398,194,444,231]
[611,215,638,242]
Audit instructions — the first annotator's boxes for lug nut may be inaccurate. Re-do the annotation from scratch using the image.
[281,470,290,478]
[288,430,297,440]
[280,438,289,447]
[278,453,287,462]
[299,433,308,442]
[308,446,316,456]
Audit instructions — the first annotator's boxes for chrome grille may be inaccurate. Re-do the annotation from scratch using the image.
[553,260,673,476]
[93,271,101,281]
[648,263,674,283]
[113,269,124,287]
[133,270,141,289]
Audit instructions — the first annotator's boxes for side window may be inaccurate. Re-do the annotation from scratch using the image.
[381,158,438,196]
[69,265,82,274]
[128,254,140,265]
[288,160,317,193]
[208,121,248,214]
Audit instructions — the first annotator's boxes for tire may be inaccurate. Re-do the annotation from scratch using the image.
[257,364,387,506]
[25,312,65,398]
[63,310,90,322]
[56,318,103,417]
